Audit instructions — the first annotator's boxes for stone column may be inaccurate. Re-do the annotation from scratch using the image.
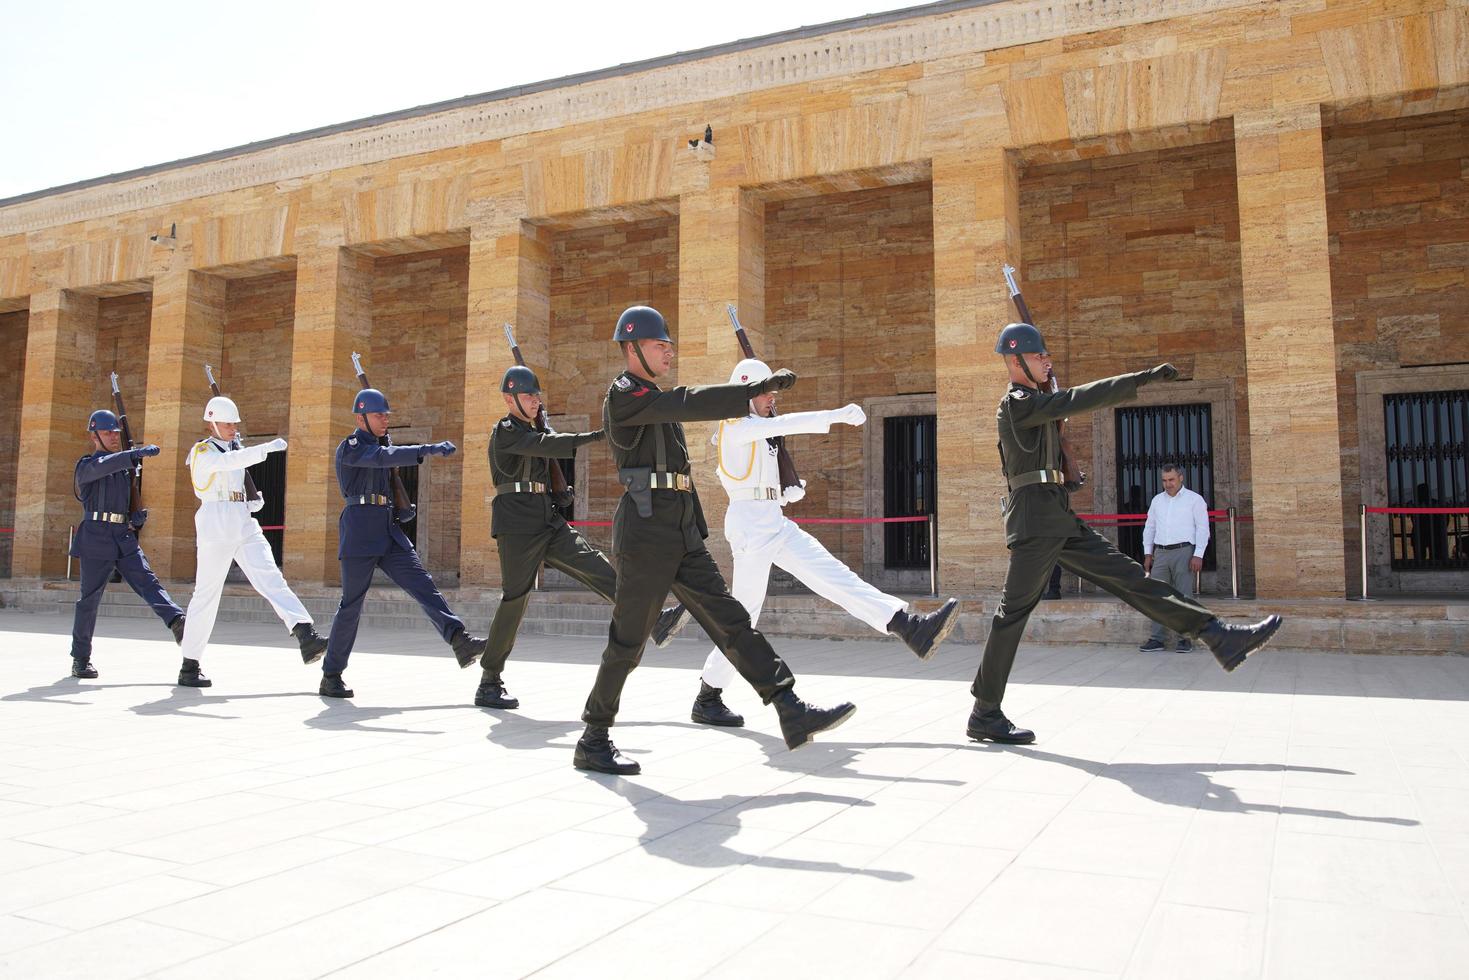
[1233,105,1346,598]
[460,218,550,588]
[14,289,97,577]
[139,269,226,579]
[283,246,373,586]
[677,185,765,569]
[931,148,1021,594]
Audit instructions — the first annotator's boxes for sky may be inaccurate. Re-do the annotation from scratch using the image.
[0,0,913,201]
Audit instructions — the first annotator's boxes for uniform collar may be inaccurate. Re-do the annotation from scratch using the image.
[206,435,231,450]
[621,370,660,391]
[499,414,532,430]
[354,426,387,444]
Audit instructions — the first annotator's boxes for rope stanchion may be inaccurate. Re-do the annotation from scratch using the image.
[1355,504,1469,600]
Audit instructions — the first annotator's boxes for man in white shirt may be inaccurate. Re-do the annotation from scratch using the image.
[684,358,959,727]
[1138,463,1210,653]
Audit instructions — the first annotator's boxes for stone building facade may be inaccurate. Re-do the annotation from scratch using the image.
[0,0,1465,602]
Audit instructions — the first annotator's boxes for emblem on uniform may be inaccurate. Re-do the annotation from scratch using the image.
[356,400,365,409]
[507,381,515,390]
[740,374,748,381]
[1008,339,1017,349]
[623,324,634,333]
[500,418,513,429]
[613,376,633,391]
[349,437,359,445]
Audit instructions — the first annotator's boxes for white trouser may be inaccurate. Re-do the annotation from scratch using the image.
[700,514,906,689]
[180,502,312,662]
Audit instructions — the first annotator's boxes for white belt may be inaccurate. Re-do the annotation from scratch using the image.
[730,487,781,501]
[198,491,247,503]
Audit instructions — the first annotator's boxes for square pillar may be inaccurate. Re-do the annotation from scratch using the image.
[139,269,226,580]
[283,247,373,586]
[14,289,97,577]
[931,148,1020,593]
[460,219,551,588]
[1234,105,1347,598]
[678,186,764,569]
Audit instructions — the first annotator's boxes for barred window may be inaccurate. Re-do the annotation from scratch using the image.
[1114,404,1217,570]
[1384,390,1469,571]
[883,414,935,569]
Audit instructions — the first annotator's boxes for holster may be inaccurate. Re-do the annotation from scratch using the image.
[619,466,653,518]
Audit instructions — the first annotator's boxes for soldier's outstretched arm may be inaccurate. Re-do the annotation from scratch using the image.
[74,449,143,484]
[1008,370,1156,428]
[720,408,851,447]
[498,426,604,459]
[609,380,764,426]
[189,440,276,478]
[339,439,430,469]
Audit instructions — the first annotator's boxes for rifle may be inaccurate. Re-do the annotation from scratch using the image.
[349,351,416,521]
[1002,264,1085,487]
[109,372,146,524]
[502,323,573,507]
[204,364,262,503]
[726,304,802,494]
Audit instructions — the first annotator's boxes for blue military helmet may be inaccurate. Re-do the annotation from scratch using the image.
[87,409,121,432]
[501,366,540,394]
[612,305,672,344]
[995,322,1048,356]
[353,388,391,414]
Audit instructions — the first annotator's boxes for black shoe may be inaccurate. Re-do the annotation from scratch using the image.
[450,631,487,669]
[169,616,186,645]
[691,681,744,727]
[887,598,960,661]
[773,689,857,750]
[966,704,1035,744]
[177,659,212,688]
[1199,615,1283,672]
[474,678,520,709]
[1139,638,1166,652]
[292,623,328,665]
[320,673,354,698]
[71,659,98,679]
[651,604,691,648]
[1176,639,1194,653]
[573,726,640,775]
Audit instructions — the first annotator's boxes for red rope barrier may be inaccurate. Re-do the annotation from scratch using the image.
[1364,507,1469,515]
[569,515,932,528]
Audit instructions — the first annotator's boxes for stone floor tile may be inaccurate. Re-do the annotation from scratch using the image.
[0,919,225,979]
[1123,903,1266,980]
[1271,831,1460,915]
[1263,898,1469,980]
[703,913,934,980]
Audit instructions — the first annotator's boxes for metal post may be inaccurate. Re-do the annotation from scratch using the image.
[1228,507,1239,599]
[1360,503,1369,600]
[928,515,938,597]
[66,525,74,581]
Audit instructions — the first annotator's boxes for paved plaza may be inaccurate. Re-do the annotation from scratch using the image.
[0,606,1466,978]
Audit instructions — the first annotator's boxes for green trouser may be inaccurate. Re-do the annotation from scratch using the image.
[482,523,616,679]
[582,493,795,727]
[973,516,1216,709]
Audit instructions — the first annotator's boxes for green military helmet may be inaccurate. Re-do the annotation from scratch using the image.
[501,365,540,394]
[995,322,1047,356]
[613,306,672,344]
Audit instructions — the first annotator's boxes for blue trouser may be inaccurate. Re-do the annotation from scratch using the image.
[70,552,185,660]
[323,542,464,675]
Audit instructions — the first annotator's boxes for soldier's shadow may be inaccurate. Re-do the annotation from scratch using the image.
[306,698,484,735]
[4,678,174,706]
[583,775,913,880]
[717,726,965,787]
[988,745,1420,827]
[128,686,322,721]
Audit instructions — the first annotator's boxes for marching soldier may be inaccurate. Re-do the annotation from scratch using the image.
[970,323,1283,744]
[319,386,486,698]
[69,410,188,681]
[576,306,856,775]
[683,357,961,728]
[174,396,328,686]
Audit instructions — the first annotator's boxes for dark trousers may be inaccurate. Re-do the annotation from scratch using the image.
[323,542,464,675]
[483,523,616,679]
[973,518,1216,709]
[582,501,796,727]
[71,552,184,660]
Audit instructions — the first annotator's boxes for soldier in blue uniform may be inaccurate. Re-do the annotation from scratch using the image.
[69,410,189,682]
[319,387,487,698]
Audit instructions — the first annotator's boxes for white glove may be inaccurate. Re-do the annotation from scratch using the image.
[266,438,288,453]
[836,403,867,427]
[248,496,266,514]
[781,480,807,506]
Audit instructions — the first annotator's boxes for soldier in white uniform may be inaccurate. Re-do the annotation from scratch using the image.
[176,396,328,686]
[687,358,961,727]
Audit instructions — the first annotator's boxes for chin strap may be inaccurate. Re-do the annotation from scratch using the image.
[629,340,657,379]
[513,394,537,425]
[1017,354,1046,389]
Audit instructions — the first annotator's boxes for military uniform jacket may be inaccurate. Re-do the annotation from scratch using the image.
[489,415,601,538]
[998,371,1146,545]
[335,428,427,559]
[604,371,759,549]
[71,449,142,559]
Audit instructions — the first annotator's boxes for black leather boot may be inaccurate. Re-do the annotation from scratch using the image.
[474,677,520,709]
[691,681,744,727]
[450,630,487,669]
[169,616,186,645]
[292,623,328,665]
[71,659,98,679]
[178,658,212,688]
[773,689,857,750]
[887,597,960,661]
[319,673,354,698]
[1199,614,1283,672]
[966,704,1035,744]
[573,726,640,775]
[651,604,691,648]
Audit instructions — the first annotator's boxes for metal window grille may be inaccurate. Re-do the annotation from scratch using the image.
[1114,404,1217,570]
[883,414,936,569]
[1383,390,1469,571]
[245,447,288,566]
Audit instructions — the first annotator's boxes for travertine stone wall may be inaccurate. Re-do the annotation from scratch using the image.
[0,311,27,573]
[221,270,297,438]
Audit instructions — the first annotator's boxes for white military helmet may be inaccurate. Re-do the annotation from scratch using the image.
[729,358,773,386]
[203,396,241,424]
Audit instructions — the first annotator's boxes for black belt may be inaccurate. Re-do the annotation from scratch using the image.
[1155,541,1193,551]
[1006,469,1066,493]
[495,481,547,495]
[349,494,391,506]
[87,511,128,524]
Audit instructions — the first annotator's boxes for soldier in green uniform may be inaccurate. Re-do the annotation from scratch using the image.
[969,322,1283,745]
[575,305,857,775]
